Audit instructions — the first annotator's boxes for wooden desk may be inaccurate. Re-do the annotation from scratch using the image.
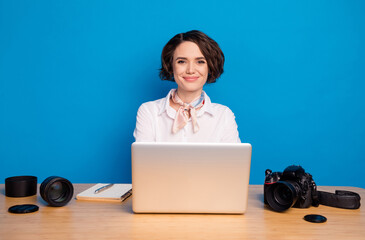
[0,184,364,240]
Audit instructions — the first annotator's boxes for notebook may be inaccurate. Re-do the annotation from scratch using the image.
[76,184,132,202]
[131,142,252,214]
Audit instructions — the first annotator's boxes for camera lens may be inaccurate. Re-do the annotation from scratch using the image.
[266,181,299,212]
[40,176,74,207]
[274,184,293,205]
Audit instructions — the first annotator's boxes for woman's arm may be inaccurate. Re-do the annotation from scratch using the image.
[220,108,241,143]
[133,103,155,142]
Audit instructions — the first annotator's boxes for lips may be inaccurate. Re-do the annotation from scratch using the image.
[183,76,199,82]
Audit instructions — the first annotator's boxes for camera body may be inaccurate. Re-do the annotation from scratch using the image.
[264,165,319,211]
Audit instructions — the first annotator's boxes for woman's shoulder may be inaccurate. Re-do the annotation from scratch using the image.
[137,96,166,114]
[138,90,173,113]
[203,92,233,113]
[209,102,235,115]
[139,97,164,107]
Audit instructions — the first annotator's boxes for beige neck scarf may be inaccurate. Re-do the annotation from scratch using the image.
[170,90,205,134]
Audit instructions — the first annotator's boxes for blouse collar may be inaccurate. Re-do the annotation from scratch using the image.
[158,89,215,118]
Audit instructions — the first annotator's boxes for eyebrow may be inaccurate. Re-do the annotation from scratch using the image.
[175,57,206,60]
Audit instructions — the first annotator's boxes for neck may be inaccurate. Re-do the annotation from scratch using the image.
[176,89,203,103]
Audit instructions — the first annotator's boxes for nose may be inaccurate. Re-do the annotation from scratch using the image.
[186,62,195,74]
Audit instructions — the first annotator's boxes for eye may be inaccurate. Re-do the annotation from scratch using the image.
[177,60,186,64]
[197,60,206,64]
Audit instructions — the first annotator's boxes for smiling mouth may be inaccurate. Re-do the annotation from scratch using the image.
[183,77,199,82]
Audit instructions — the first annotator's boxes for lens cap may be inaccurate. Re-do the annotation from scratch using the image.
[8,204,39,214]
[304,214,327,223]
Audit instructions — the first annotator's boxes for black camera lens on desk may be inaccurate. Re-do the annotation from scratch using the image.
[40,176,74,207]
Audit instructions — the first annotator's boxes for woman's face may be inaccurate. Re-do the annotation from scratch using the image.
[172,41,208,99]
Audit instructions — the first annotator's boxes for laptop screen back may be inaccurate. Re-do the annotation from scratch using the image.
[131,142,252,214]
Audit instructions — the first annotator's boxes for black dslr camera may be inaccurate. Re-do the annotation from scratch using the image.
[264,165,319,212]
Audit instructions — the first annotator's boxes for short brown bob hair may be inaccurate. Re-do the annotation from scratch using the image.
[159,30,225,83]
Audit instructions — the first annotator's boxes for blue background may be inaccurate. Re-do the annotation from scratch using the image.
[1,1,364,188]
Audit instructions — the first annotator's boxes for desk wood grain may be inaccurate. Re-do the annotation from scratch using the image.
[0,185,364,240]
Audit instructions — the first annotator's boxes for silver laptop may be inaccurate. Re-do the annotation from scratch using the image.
[131,142,252,214]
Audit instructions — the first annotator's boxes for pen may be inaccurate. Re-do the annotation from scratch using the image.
[94,184,114,194]
[121,189,132,202]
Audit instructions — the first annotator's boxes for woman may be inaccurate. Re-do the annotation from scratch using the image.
[134,30,240,143]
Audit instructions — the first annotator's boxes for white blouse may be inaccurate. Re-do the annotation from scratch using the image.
[133,90,241,143]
